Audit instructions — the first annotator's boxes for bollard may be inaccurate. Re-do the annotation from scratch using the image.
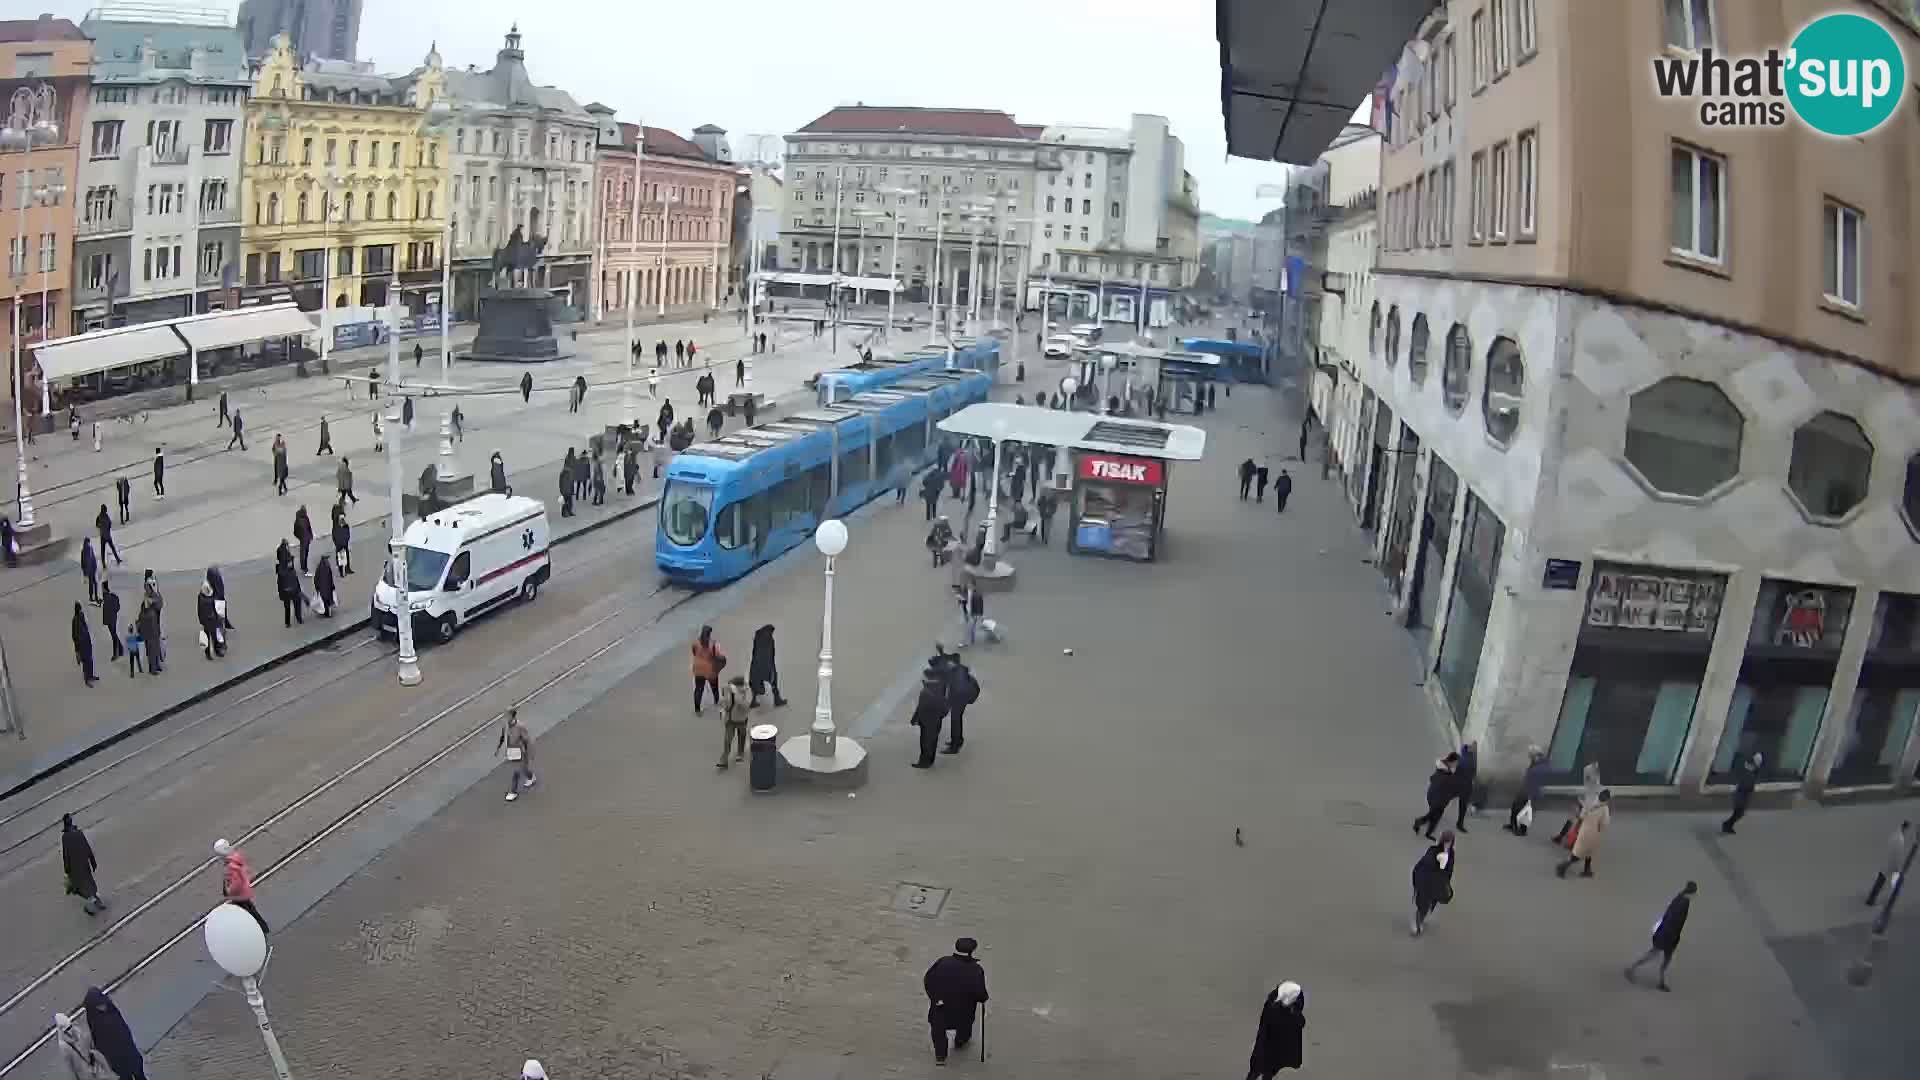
[749,723,779,792]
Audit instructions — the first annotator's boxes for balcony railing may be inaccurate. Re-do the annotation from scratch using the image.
[77,207,133,237]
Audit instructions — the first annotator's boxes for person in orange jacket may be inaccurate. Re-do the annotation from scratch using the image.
[212,838,268,935]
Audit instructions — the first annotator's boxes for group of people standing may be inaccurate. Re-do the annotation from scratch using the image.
[1235,458,1294,513]
[908,644,982,768]
[72,570,168,685]
[640,339,700,369]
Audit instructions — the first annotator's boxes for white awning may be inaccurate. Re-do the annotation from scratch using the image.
[32,324,187,380]
[938,403,1208,461]
[173,303,316,351]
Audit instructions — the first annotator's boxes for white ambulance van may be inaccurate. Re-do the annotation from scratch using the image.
[372,493,551,644]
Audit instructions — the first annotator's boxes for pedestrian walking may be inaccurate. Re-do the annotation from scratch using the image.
[213,839,268,934]
[1255,464,1271,502]
[0,515,14,568]
[329,505,352,577]
[80,987,146,1080]
[943,654,979,754]
[226,409,245,451]
[490,451,510,495]
[1866,821,1911,905]
[95,506,123,564]
[271,433,289,495]
[657,401,674,445]
[706,406,724,439]
[690,626,725,714]
[1505,746,1547,836]
[909,665,950,769]
[675,340,685,365]
[217,390,230,428]
[208,564,235,628]
[196,583,224,659]
[276,556,304,628]
[520,371,534,404]
[922,937,989,1066]
[1721,751,1761,834]
[1552,762,1602,844]
[337,457,358,504]
[100,582,122,660]
[1453,740,1480,831]
[317,415,333,454]
[1238,458,1255,499]
[1625,881,1697,992]
[72,602,98,686]
[622,446,638,496]
[921,469,944,521]
[1243,981,1306,1077]
[591,454,607,506]
[54,1009,114,1080]
[402,396,415,431]
[1556,790,1611,877]
[115,475,130,524]
[715,674,751,768]
[81,538,100,604]
[1273,468,1292,512]
[573,448,591,501]
[451,403,464,442]
[746,624,789,707]
[1411,830,1457,936]
[151,447,165,498]
[498,708,537,801]
[558,451,576,518]
[1036,488,1058,545]
[1298,418,1310,460]
[412,341,423,368]
[124,619,144,677]
[62,814,106,916]
[648,367,659,398]
[293,505,314,573]
[963,583,986,646]
[1412,753,1459,839]
[573,375,588,412]
[313,552,336,617]
[136,595,162,675]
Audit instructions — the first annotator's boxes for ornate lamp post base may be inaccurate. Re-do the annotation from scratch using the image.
[777,733,868,788]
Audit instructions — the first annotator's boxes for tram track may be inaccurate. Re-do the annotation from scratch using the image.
[0,573,694,1077]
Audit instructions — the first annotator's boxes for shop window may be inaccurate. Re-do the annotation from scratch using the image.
[1407,314,1430,385]
[1441,323,1471,413]
[1788,410,1871,519]
[1368,302,1381,360]
[1434,491,1504,725]
[1408,456,1458,632]
[1482,336,1524,446]
[1716,579,1856,782]
[1624,378,1742,497]
[1383,307,1401,368]
[1549,564,1725,784]
[1832,592,1920,786]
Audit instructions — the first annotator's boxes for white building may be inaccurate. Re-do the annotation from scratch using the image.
[72,7,249,330]
[743,167,782,273]
[1311,125,1381,483]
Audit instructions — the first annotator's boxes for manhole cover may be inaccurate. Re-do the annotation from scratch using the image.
[1326,800,1377,828]
[890,883,950,918]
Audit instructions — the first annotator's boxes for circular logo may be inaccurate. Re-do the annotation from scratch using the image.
[1785,13,1907,137]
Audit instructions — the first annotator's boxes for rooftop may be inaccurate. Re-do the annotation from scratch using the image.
[609,122,713,163]
[796,105,1031,140]
[0,14,86,42]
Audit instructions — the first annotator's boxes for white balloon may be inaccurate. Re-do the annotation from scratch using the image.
[204,902,267,977]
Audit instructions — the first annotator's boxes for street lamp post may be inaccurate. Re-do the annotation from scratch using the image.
[981,430,1006,561]
[810,518,847,757]
[655,188,678,320]
[384,305,421,686]
[4,84,60,530]
[1100,352,1116,414]
[828,166,844,356]
[1061,376,1078,412]
[927,189,946,348]
[418,103,459,481]
[316,172,342,378]
[204,903,295,1080]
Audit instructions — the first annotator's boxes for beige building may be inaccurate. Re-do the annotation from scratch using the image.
[1311,125,1381,484]
[1347,0,1920,799]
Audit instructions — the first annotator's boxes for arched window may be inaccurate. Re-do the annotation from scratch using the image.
[387,191,398,219]
[1384,306,1401,368]
[1369,302,1381,360]
[267,192,279,224]
[1407,314,1431,384]
[1483,337,1524,446]
[1441,323,1471,413]
[296,193,308,222]
[342,194,352,222]
[364,192,374,219]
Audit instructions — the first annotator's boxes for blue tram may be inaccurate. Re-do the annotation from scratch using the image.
[816,336,1000,404]
[656,368,992,585]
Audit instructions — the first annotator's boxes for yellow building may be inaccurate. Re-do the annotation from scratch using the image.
[240,34,449,317]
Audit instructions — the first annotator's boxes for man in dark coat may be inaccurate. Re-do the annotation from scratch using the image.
[922,937,989,1065]
[80,538,100,604]
[317,415,333,455]
[1722,751,1761,834]
[1273,469,1293,512]
[293,506,314,573]
[559,450,576,517]
[115,475,131,523]
[591,454,607,506]
[707,406,725,439]
[1453,740,1479,832]
[135,598,162,675]
[1245,981,1306,1077]
[921,468,944,521]
[101,582,123,660]
[491,452,510,495]
[657,401,675,444]
[909,667,950,769]
[1412,753,1459,839]
[943,655,979,754]
[96,505,123,564]
[1411,831,1456,936]
[84,985,147,1080]
[62,814,105,915]
[314,552,337,616]
[151,447,165,498]
[276,557,303,628]
[623,447,639,496]
[1255,464,1271,502]
[72,603,97,686]
[520,371,534,403]
[226,409,245,451]
[1237,458,1256,499]
[1625,881,1696,991]
[748,624,789,707]
[330,509,352,576]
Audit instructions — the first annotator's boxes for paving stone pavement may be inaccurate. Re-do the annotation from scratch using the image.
[105,381,1901,1080]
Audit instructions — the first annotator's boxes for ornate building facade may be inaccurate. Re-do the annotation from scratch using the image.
[591,108,739,318]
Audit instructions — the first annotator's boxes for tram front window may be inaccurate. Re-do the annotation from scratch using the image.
[661,482,715,547]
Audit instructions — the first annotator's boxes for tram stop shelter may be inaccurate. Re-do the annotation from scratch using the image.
[30,304,318,408]
[938,403,1206,565]
[1156,352,1226,416]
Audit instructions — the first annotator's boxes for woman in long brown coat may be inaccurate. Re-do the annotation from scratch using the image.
[1557,790,1611,878]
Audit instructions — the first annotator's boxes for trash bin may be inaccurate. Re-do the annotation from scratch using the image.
[749,723,779,792]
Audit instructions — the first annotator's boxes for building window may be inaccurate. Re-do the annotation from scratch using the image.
[1823,201,1863,308]
[1442,323,1472,413]
[1413,174,1426,247]
[84,251,113,291]
[1516,0,1537,57]
[1483,337,1524,446]
[1664,0,1715,52]
[1435,491,1504,724]
[89,120,122,159]
[1469,151,1486,243]
[301,136,313,165]
[1669,143,1725,262]
[1515,129,1538,238]
[1080,198,1090,215]
[1491,0,1511,75]
[1368,302,1382,359]
[204,119,232,154]
[1442,33,1457,109]
[1789,411,1873,519]
[1079,227,1089,242]
[1384,307,1401,368]
[1471,8,1489,90]
[267,192,279,224]
[1441,161,1456,243]
[1624,378,1743,497]
[1489,141,1510,241]
[297,193,309,222]
[200,179,228,211]
[1408,314,1431,384]
[1110,201,1120,218]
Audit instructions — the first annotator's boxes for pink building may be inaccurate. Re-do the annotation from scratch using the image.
[1,16,89,390]
[589,110,740,318]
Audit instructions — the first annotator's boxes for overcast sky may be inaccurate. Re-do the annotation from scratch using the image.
[49,0,1375,220]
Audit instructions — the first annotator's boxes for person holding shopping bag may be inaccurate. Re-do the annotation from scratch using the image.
[498,708,536,802]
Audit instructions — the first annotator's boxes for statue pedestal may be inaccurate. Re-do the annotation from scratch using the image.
[463,288,565,364]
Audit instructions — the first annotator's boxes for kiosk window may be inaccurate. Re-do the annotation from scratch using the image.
[445,551,471,590]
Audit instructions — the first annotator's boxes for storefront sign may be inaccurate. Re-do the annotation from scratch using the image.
[1542,558,1582,590]
[1587,568,1721,635]
[1077,454,1163,487]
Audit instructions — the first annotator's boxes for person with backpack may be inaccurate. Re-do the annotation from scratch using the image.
[943,656,980,755]
[909,665,951,770]
[716,674,752,769]
[690,626,725,714]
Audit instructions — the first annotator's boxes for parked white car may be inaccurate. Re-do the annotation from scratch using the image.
[1043,335,1075,358]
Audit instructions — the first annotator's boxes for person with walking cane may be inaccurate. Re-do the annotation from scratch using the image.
[922,937,989,1066]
